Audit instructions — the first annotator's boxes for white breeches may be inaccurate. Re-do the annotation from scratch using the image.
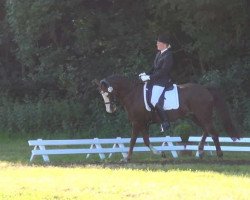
[150,85,165,107]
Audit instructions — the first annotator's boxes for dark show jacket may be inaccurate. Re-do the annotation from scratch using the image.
[148,48,173,87]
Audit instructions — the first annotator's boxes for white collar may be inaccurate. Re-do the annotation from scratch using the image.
[160,45,171,54]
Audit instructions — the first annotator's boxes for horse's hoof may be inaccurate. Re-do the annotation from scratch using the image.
[149,145,161,155]
[161,152,166,158]
[217,151,223,158]
[161,160,168,165]
[120,157,130,163]
[155,151,161,155]
[198,150,204,159]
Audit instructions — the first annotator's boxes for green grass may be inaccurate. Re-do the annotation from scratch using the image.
[1,162,250,200]
[0,135,250,200]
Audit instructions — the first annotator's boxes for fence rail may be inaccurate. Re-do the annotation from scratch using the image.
[28,136,250,163]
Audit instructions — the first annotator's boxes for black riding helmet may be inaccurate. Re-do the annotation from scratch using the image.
[157,34,171,44]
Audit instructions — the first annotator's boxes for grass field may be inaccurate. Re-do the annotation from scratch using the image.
[0,136,250,200]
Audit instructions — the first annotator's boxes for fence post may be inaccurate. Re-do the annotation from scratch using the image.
[86,138,106,160]
[38,139,50,162]
[163,136,178,158]
[109,137,128,159]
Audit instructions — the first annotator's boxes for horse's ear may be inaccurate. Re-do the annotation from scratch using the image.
[92,79,100,86]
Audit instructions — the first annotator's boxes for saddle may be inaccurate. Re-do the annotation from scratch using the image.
[144,83,179,111]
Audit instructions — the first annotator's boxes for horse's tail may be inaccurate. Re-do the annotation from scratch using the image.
[206,86,240,140]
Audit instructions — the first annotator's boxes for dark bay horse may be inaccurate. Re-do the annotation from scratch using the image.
[95,74,240,162]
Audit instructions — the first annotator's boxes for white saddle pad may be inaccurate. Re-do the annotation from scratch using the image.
[143,83,179,111]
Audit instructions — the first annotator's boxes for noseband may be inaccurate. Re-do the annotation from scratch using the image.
[100,79,116,105]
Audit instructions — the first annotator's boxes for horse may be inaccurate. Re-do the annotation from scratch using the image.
[94,74,240,162]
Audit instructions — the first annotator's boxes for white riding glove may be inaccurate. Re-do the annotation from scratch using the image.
[140,74,150,82]
[139,72,146,77]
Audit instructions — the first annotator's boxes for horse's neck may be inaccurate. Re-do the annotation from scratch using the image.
[116,79,140,105]
[117,81,133,98]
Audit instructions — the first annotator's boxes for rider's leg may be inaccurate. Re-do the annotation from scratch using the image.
[150,84,170,132]
[155,103,170,132]
[154,93,170,132]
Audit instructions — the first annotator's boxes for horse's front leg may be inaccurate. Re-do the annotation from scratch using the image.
[142,128,166,158]
[125,134,137,162]
[143,134,161,155]
[121,122,139,162]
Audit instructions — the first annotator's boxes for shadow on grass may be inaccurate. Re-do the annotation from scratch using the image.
[1,136,250,176]
[23,153,250,177]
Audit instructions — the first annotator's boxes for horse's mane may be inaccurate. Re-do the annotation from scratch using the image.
[106,74,141,89]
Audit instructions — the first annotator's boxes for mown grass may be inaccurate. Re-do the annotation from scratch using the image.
[0,135,250,200]
[1,162,250,200]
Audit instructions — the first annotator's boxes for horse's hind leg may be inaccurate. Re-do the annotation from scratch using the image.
[198,133,208,159]
[190,115,207,159]
[209,128,223,158]
[204,124,223,158]
[191,103,222,158]
[191,116,221,159]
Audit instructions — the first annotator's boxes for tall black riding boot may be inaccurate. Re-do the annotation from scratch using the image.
[155,103,170,132]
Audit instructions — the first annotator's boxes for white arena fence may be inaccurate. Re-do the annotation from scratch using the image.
[28,136,250,163]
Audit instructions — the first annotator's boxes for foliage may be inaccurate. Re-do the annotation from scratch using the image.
[199,61,250,134]
[0,98,88,136]
[0,0,248,136]
[0,96,133,138]
[173,122,196,143]
[86,98,131,138]
[243,100,250,136]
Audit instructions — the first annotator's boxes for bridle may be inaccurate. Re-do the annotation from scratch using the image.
[100,79,116,106]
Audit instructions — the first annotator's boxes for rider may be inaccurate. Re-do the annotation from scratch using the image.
[139,34,173,132]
